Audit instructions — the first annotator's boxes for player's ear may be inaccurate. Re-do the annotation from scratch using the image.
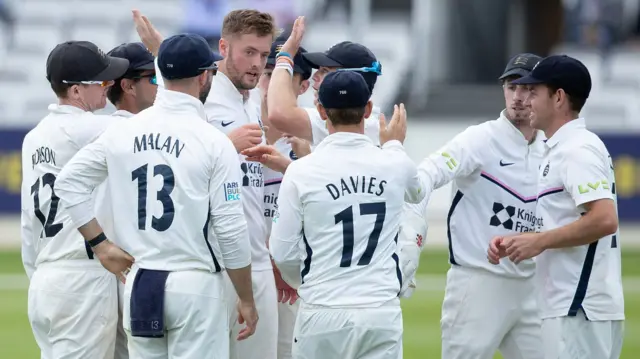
[364,100,373,119]
[121,79,135,96]
[219,37,229,58]
[298,79,310,95]
[317,103,328,121]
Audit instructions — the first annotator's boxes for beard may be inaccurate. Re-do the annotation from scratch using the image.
[199,77,212,104]
[226,50,258,90]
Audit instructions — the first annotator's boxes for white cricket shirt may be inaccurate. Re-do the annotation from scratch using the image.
[93,109,133,251]
[535,118,624,321]
[269,133,425,307]
[20,104,119,278]
[416,112,545,278]
[205,72,271,271]
[55,89,252,273]
[304,106,381,146]
[263,137,295,233]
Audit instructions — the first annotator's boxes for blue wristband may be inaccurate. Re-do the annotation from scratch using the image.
[276,51,292,59]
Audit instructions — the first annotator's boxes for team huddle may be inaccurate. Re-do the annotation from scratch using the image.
[20,8,624,359]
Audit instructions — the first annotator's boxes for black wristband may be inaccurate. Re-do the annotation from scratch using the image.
[88,232,107,248]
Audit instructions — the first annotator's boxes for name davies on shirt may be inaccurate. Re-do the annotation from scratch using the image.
[326,175,387,200]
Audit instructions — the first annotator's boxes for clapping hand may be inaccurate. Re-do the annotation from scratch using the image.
[379,104,408,145]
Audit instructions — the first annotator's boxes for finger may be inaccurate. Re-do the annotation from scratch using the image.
[508,250,520,263]
[249,137,263,145]
[237,312,245,325]
[237,326,252,341]
[281,290,291,304]
[244,157,262,163]
[289,291,298,305]
[277,289,284,303]
[506,244,518,256]
[262,125,269,133]
[378,113,386,134]
[242,123,262,130]
[248,129,264,137]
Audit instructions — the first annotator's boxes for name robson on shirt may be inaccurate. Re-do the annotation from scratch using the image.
[223,181,241,201]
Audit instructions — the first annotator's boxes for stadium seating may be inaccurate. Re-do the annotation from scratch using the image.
[0,0,412,125]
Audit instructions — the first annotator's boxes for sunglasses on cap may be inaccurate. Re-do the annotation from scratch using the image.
[130,73,158,85]
[336,61,382,76]
[62,80,112,87]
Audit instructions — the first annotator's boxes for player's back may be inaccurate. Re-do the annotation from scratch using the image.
[292,133,407,307]
[99,103,236,273]
[21,105,117,266]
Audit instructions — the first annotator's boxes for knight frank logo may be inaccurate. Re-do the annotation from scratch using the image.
[241,163,249,187]
[490,202,516,230]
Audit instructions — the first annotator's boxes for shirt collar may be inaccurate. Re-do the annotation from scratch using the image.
[314,132,373,151]
[112,109,135,118]
[498,110,547,146]
[153,87,207,121]
[48,104,87,115]
[208,71,248,104]
[545,118,586,149]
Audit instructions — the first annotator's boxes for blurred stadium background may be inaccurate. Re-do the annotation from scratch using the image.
[0,0,639,357]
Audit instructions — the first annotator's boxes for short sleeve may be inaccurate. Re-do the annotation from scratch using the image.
[563,143,614,207]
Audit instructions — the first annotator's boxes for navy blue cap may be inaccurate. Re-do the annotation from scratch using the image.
[158,34,222,80]
[499,53,542,80]
[303,41,381,92]
[303,41,377,69]
[267,38,312,80]
[319,71,371,109]
[512,55,592,99]
[107,42,155,76]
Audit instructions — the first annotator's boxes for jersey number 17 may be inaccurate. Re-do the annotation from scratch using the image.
[335,202,386,267]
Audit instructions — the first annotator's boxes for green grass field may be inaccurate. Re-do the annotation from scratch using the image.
[0,249,638,358]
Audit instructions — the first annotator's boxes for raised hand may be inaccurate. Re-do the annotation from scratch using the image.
[132,9,164,56]
[280,16,306,58]
[379,104,408,145]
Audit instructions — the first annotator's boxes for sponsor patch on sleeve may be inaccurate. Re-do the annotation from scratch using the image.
[223,181,241,201]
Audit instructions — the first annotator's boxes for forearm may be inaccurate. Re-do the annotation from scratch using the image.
[226,266,255,303]
[77,218,105,241]
[267,68,298,122]
[539,211,617,249]
[213,212,252,269]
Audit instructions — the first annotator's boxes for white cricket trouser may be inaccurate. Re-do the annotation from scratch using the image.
[123,265,230,359]
[225,269,278,359]
[292,299,403,359]
[115,281,129,359]
[278,300,299,359]
[441,266,544,359]
[541,310,624,359]
[28,260,118,359]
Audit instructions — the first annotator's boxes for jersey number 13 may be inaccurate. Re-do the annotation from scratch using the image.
[132,164,175,232]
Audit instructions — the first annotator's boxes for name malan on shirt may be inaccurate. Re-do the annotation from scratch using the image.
[133,133,185,158]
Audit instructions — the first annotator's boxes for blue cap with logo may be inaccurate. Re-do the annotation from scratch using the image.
[267,35,313,80]
[107,42,155,76]
[303,41,381,92]
[318,71,371,109]
[158,34,223,80]
[511,55,592,99]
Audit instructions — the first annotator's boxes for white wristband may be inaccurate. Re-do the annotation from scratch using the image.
[275,62,294,77]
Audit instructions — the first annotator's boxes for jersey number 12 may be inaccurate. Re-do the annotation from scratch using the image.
[30,173,63,238]
[132,164,175,232]
[335,202,386,267]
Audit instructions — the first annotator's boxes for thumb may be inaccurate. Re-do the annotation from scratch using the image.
[378,113,386,134]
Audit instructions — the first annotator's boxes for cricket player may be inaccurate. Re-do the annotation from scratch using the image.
[132,9,279,358]
[267,70,425,359]
[491,55,624,359]
[101,41,159,359]
[21,40,129,359]
[258,35,313,359]
[268,16,426,297]
[414,53,547,359]
[54,34,258,359]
